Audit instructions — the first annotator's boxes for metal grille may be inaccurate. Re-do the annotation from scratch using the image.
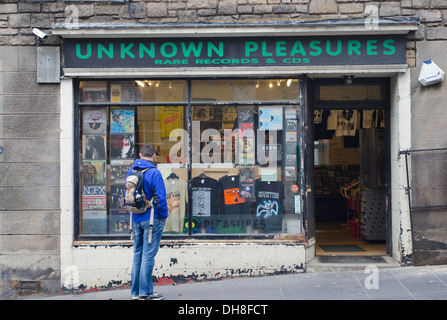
[319,85,382,101]
[403,148,447,266]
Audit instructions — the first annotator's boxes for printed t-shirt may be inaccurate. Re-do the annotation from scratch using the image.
[254,179,284,232]
[163,177,187,233]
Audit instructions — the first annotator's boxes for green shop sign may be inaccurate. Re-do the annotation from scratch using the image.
[64,35,406,68]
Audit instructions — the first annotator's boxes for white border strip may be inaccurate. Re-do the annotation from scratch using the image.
[63,64,408,78]
[52,24,418,38]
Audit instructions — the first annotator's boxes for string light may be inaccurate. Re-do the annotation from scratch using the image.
[135,80,145,87]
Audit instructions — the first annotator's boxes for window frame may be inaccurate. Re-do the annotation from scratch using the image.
[73,77,304,241]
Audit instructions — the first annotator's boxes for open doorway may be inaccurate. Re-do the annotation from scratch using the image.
[312,79,390,256]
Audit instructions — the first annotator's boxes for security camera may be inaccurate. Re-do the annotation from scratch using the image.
[33,28,47,39]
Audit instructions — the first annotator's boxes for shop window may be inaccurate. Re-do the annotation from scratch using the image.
[190,104,301,235]
[76,79,303,239]
[191,79,299,102]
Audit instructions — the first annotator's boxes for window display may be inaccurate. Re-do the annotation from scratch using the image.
[76,79,302,239]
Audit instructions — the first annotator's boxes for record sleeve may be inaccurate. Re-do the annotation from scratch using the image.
[81,211,107,235]
[110,210,131,234]
[82,185,106,210]
[82,160,106,185]
[111,134,135,159]
[83,108,107,134]
[110,107,135,133]
[83,134,107,160]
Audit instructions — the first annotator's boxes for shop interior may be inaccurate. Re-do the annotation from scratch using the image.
[313,81,388,256]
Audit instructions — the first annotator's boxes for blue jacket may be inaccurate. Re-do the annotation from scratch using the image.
[126,159,169,223]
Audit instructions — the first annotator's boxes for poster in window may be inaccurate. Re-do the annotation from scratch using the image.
[110,160,133,183]
[83,134,107,160]
[81,81,107,103]
[83,108,107,134]
[192,106,210,121]
[239,123,254,138]
[110,210,130,234]
[111,134,135,159]
[110,84,122,103]
[81,210,107,235]
[82,185,106,210]
[285,108,297,119]
[110,107,135,134]
[82,160,106,185]
[222,106,237,122]
[240,183,255,201]
[238,107,254,123]
[285,166,297,181]
[259,106,283,130]
[110,184,125,210]
[286,154,297,166]
[239,153,255,166]
[286,131,297,142]
[286,119,297,131]
[240,168,254,183]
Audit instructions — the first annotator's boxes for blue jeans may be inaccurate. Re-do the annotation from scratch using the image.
[131,218,165,297]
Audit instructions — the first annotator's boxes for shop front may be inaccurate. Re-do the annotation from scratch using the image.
[54,21,416,291]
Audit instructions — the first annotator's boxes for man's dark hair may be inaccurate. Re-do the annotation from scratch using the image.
[140,144,156,158]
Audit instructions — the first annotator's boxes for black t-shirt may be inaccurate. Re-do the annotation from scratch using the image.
[191,176,219,217]
[218,175,247,216]
[254,179,284,232]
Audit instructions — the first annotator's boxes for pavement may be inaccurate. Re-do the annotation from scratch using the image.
[23,260,447,301]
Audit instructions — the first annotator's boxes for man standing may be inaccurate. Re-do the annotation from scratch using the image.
[127,144,168,300]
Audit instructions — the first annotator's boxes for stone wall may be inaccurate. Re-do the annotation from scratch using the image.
[0,44,60,298]
[1,0,447,298]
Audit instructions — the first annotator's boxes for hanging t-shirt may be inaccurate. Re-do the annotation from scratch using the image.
[254,179,284,233]
[335,110,358,137]
[163,177,187,233]
[218,175,246,216]
[159,106,183,139]
[191,176,219,217]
